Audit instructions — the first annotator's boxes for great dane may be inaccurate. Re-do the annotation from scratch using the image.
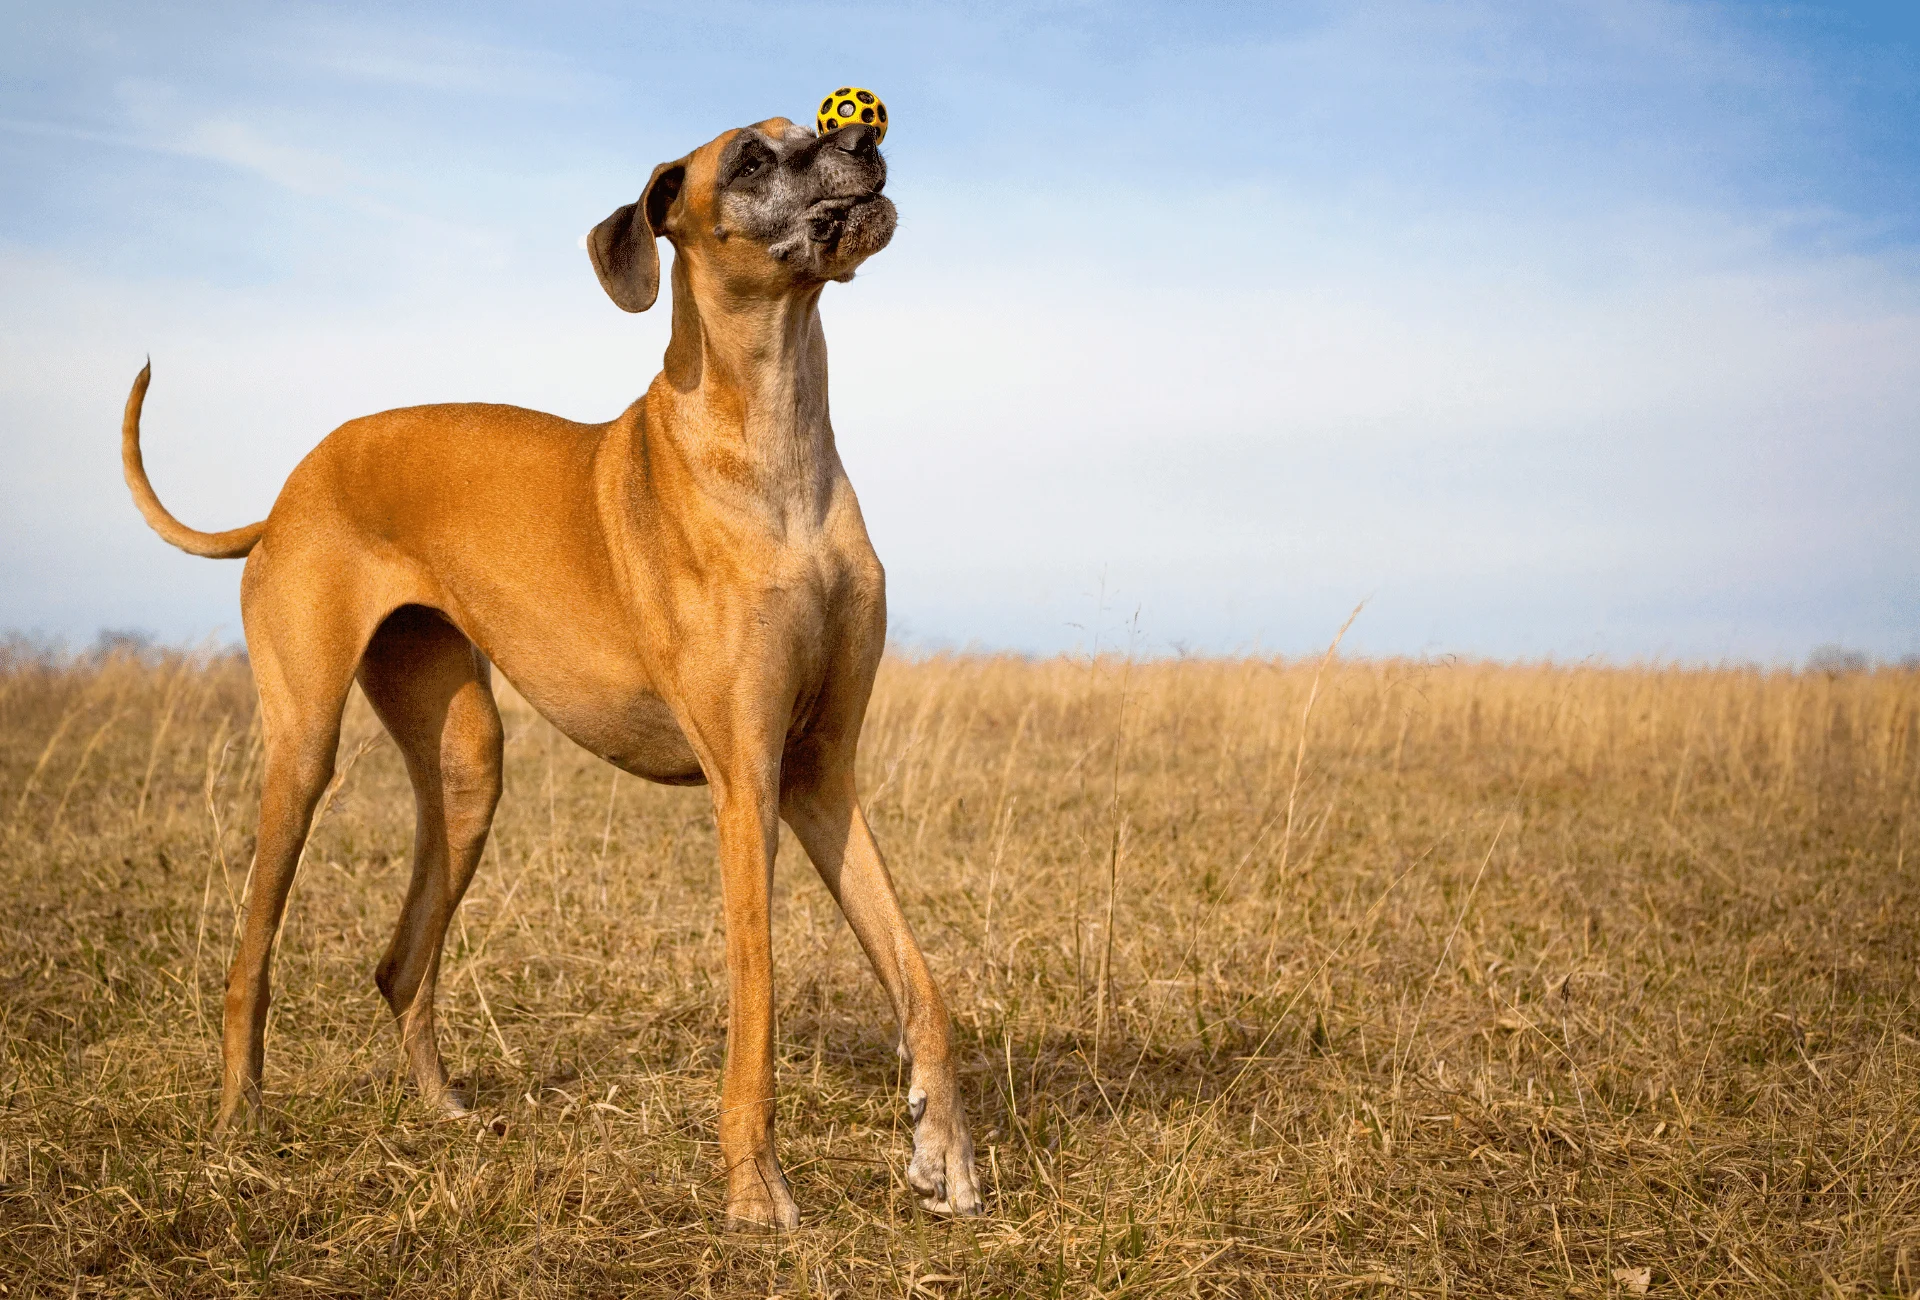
[120,116,981,1228]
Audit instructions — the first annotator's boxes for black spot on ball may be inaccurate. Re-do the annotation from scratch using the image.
[835,87,850,96]
[860,107,874,123]
[877,104,887,121]
[825,118,839,130]
[821,98,832,113]
[856,90,874,105]
[838,101,855,118]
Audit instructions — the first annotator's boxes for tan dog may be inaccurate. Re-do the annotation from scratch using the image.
[120,117,981,1228]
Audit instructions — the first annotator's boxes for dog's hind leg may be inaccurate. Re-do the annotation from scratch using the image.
[356,606,503,1116]
[217,579,370,1135]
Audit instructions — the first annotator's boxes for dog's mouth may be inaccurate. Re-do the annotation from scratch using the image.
[805,191,892,245]
[778,190,895,282]
[763,188,896,278]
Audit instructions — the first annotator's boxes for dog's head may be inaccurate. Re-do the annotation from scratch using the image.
[589,117,894,313]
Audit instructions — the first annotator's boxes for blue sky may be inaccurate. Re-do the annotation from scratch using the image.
[2,1,1915,661]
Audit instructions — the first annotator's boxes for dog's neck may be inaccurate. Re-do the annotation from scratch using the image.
[638,251,837,528]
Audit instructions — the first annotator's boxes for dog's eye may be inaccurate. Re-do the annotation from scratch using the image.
[734,154,766,182]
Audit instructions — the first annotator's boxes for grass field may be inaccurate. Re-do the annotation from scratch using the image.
[0,642,1916,1296]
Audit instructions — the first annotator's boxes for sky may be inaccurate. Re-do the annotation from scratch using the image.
[1,0,1916,663]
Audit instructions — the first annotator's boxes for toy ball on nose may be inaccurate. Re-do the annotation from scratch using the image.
[817,87,887,144]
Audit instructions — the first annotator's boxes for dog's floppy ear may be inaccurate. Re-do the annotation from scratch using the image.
[588,158,687,313]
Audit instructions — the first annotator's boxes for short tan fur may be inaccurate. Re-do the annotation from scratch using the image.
[119,116,980,1229]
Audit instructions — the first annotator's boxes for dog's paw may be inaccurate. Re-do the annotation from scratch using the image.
[212,1089,268,1141]
[725,1187,801,1232]
[725,1158,800,1232]
[434,1075,476,1116]
[906,1086,984,1217]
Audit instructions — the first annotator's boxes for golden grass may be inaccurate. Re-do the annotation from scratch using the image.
[1,642,1917,1295]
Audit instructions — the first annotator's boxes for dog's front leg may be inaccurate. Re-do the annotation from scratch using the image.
[711,773,800,1230]
[783,781,984,1217]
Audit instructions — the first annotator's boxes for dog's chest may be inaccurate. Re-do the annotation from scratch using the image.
[751,533,884,668]
[540,533,880,784]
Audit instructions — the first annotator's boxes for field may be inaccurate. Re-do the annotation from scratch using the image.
[0,642,1916,1296]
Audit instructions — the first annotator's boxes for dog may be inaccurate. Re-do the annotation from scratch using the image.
[120,117,982,1228]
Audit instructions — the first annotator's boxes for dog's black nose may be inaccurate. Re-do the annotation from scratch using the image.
[828,123,880,157]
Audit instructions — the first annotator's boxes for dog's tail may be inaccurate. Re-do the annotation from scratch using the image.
[122,362,266,559]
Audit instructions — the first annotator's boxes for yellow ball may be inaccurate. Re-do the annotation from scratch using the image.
[816,87,887,144]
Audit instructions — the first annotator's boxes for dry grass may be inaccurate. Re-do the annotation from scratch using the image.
[1,640,1917,1296]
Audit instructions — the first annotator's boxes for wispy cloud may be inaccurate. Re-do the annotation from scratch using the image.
[4,76,512,262]
[311,39,610,102]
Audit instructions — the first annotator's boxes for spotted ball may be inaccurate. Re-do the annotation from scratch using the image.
[816,87,887,144]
